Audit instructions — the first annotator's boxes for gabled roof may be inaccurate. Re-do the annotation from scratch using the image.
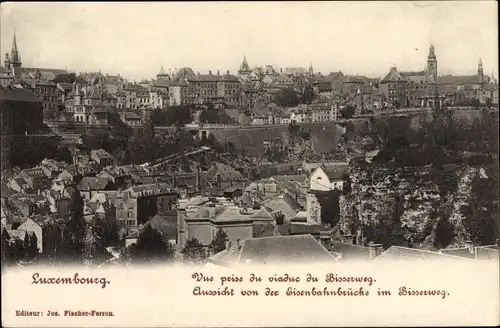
[250,207,275,221]
[270,174,308,184]
[21,67,67,81]
[206,163,244,182]
[381,67,406,83]
[206,246,241,268]
[76,177,112,191]
[436,75,489,85]
[1,182,13,198]
[237,234,337,265]
[317,81,333,92]
[0,86,41,103]
[148,210,178,239]
[329,240,372,260]
[343,75,366,84]
[284,67,306,76]
[321,71,344,83]
[400,70,426,77]
[152,79,173,88]
[375,246,473,262]
[90,149,114,160]
[263,194,302,219]
[238,194,255,207]
[129,183,172,196]
[319,163,349,181]
[279,223,333,235]
[252,223,276,238]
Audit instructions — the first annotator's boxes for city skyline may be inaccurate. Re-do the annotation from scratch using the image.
[1,1,498,82]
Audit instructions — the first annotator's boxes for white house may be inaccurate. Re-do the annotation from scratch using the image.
[309,163,349,192]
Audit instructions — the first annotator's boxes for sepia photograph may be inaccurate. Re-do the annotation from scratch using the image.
[1,1,498,327]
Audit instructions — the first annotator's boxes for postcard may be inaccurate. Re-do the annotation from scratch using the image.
[1,1,499,327]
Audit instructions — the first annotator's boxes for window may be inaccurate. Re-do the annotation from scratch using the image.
[126,220,135,226]
[127,211,132,218]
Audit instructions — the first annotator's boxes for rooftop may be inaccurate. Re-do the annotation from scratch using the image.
[237,234,338,265]
[0,86,41,103]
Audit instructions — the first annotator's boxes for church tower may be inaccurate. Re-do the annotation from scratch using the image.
[238,56,251,75]
[9,31,23,77]
[478,58,484,83]
[426,44,437,80]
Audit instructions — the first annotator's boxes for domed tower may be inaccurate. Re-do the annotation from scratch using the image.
[426,44,438,80]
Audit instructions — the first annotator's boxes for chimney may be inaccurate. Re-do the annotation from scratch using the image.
[217,70,220,75]
[368,243,383,260]
[225,238,231,250]
[172,175,177,188]
[226,70,229,75]
[464,240,474,255]
[236,238,241,250]
[208,203,216,218]
[216,174,221,188]
[209,70,212,75]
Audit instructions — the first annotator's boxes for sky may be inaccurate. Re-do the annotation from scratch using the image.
[1,1,498,82]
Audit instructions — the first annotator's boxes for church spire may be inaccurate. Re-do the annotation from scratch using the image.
[11,30,21,63]
[12,31,18,52]
[239,56,250,74]
[159,66,166,75]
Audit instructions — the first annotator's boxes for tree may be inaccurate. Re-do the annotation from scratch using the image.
[210,228,228,254]
[165,105,192,126]
[288,123,300,136]
[461,169,499,245]
[277,88,299,107]
[129,225,176,263]
[340,105,356,119]
[69,191,86,243]
[302,84,315,104]
[433,217,455,249]
[151,108,167,126]
[312,190,342,227]
[52,72,78,84]
[181,237,208,265]
[94,216,120,247]
[26,234,39,260]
